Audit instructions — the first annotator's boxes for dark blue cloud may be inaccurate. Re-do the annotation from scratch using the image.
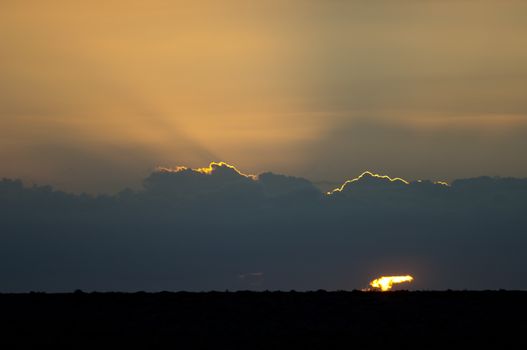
[1,164,526,292]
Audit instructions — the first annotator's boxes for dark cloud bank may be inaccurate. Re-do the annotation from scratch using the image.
[1,162,526,292]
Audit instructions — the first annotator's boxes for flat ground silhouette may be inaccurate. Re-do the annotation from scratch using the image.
[1,291,526,348]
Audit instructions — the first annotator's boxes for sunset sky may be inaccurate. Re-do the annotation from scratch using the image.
[2,1,527,292]
[2,1,527,193]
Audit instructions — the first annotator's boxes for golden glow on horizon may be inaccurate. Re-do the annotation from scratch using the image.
[369,275,414,291]
[327,171,410,195]
[158,165,449,193]
[194,162,257,180]
[156,166,189,173]
[157,162,257,180]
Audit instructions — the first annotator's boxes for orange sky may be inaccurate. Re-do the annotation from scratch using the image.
[1,1,527,193]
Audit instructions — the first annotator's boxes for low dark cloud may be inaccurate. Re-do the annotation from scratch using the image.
[142,163,321,202]
[1,163,526,292]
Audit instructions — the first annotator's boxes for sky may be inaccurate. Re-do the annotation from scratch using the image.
[2,1,527,193]
[2,2,527,292]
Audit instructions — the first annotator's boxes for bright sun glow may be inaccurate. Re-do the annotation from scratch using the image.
[193,161,256,179]
[369,275,414,291]
[156,162,257,180]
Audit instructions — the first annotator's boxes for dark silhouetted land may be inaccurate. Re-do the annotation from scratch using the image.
[1,291,526,348]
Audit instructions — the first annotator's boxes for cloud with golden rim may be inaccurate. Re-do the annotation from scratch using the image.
[156,162,257,180]
[327,171,409,195]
